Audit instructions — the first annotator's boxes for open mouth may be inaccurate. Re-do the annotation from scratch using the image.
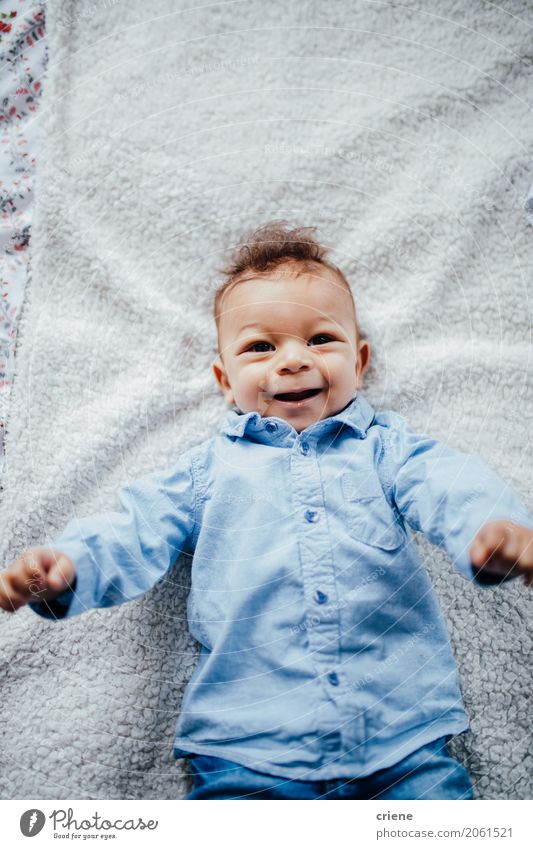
[273,388,322,402]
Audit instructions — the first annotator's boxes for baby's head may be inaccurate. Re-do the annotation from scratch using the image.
[212,221,371,433]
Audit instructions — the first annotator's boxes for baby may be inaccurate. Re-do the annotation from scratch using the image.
[2,221,533,801]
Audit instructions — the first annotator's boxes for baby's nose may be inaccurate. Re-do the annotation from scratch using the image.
[276,341,312,373]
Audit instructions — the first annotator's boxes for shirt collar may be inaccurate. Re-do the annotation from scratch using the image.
[221,393,375,441]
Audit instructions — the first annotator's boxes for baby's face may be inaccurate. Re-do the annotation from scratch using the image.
[213,264,370,432]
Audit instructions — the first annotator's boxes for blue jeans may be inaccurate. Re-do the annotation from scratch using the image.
[185,735,474,800]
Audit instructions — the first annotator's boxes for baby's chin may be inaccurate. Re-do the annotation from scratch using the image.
[261,392,348,430]
[234,389,356,429]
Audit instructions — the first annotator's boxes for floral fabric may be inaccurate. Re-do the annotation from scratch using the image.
[0,0,47,475]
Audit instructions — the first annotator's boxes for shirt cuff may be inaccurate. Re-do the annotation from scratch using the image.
[27,576,78,620]
[470,566,517,587]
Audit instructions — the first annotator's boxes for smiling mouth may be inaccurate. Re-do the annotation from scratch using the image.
[273,388,322,402]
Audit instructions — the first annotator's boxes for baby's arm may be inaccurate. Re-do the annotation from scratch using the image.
[383,412,533,588]
[0,450,196,620]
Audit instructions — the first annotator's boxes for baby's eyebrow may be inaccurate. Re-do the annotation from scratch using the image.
[238,323,265,333]
[237,319,339,332]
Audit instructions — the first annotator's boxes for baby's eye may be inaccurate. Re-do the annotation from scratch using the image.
[247,341,274,352]
[309,334,335,346]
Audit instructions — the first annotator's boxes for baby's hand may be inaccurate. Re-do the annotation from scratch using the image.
[0,548,76,613]
[469,521,533,587]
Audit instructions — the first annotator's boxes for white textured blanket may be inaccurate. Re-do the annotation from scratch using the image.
[1,0,532,799]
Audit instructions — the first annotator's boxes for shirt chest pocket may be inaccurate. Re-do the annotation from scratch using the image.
[341,472,405,550]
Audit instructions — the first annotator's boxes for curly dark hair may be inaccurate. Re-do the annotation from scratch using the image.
[214,220,359,339]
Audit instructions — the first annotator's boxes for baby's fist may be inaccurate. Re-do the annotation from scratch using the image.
[0,548,76,613]
[469,521,533,587]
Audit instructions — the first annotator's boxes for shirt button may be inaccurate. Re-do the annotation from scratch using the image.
[314,589,328,604]
[304,509,319,523]
[327,671,339,686]
[265,421,278,433]
[299,440,310,455]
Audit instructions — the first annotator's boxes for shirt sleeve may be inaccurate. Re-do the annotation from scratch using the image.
[28,450,197,621]
[382,413,533,588]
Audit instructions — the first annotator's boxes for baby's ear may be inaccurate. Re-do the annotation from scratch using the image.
[212,357,235,405]
[355,339,371,388]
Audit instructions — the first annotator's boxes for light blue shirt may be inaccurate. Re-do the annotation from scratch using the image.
[29,393,533,780]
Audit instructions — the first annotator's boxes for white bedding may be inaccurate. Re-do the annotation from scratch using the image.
[0,0,532,799]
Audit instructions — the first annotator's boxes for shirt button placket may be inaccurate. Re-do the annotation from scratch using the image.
[292,436,342,690]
